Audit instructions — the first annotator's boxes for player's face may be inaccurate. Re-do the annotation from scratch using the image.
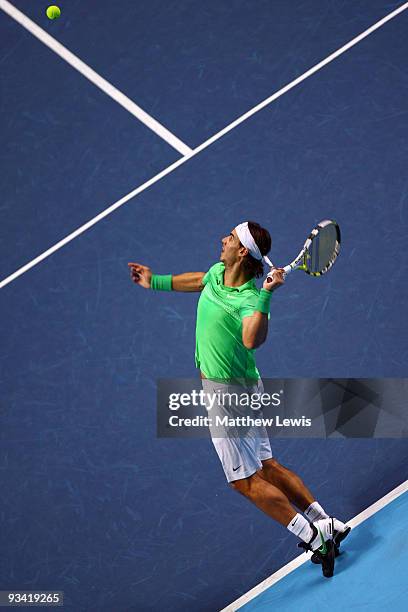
[220,229,243,264]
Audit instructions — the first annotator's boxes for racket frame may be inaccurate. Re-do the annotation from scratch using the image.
[265,219,341,278]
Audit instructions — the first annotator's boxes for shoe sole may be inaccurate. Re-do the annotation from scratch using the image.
[313,538,336,578]
[323,540,336,578]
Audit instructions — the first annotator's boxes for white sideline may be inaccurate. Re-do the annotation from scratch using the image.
[1,1,407,289]
[0,155,190,289]
[0,0,192,156]
[220,479,408,611]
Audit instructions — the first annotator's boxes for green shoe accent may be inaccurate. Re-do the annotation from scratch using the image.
[317,528,327,555]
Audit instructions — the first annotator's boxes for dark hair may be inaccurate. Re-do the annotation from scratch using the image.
[240,221,272,278]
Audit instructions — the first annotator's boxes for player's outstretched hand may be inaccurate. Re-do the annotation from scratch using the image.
[128,263,152,289]
[263,268,285,292]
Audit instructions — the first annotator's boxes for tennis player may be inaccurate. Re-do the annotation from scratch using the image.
[128,221,350,578]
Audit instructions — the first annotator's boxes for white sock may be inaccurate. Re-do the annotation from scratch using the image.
[304,501,328,522]
[287,513,313,543]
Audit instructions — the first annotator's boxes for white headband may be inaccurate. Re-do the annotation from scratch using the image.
[235,222,274,268]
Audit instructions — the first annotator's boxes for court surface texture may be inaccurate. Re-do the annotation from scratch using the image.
[1,1,407,610]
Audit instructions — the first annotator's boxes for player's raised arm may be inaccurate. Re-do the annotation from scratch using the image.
[128,263,205,292]
[241,268,286,349]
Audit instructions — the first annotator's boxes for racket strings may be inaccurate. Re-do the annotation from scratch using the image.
[307,224,339,274]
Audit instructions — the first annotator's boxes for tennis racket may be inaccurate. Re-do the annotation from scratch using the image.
[265,219,341,279]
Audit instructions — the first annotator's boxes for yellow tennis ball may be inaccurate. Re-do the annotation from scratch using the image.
[46,5,61,20]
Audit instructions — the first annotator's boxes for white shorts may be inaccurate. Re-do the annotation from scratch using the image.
[201,378,273,482]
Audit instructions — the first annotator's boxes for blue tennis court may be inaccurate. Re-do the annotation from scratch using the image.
[1,1,407,610]
[227,487,408,611]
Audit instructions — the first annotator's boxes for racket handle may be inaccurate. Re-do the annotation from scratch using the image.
[266,264,292,279]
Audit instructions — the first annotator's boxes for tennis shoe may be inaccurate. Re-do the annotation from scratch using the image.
[310,520,351,564]
[298,518,336,578]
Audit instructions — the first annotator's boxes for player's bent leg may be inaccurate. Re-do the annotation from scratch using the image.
[231,472,340,578]
[230,472,297,527]
[259,458,314,511]
[259,458,351,564]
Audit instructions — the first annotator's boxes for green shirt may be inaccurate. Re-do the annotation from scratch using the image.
[195,262,265,382]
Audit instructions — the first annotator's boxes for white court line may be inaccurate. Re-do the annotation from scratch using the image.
[220,479,408,611]
[1,1,407,290]
[0,0,192,156]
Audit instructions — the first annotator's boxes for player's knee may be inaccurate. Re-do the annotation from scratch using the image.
[262,458,280,470]
[230,479,247,495]
[230,478,252,497]
[230,474,257,497]
[262,458,283,476]
[264,458,295,478]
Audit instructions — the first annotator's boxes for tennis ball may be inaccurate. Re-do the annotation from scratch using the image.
[46,5,61,20]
